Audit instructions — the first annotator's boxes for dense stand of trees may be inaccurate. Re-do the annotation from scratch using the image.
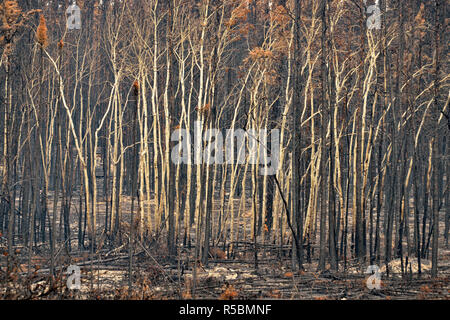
[0,0,448,289]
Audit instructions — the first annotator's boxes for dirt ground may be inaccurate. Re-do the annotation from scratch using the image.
[0,191,449,300]
[1,236,448,300]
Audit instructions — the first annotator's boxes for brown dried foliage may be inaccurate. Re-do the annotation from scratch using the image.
[36,14,48,48]
[133,80,140,96]
[209,247,226,260]
[1,1,21,26]
[219,284,239,300]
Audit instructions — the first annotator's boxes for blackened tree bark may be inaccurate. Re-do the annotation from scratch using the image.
[291,0,304,270]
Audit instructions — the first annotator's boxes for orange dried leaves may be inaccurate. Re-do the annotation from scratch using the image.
[1,1,22,25]
[248,47,274,61]
[36,14,48,48]
[133,80,140,96]
[219,284,239,300]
